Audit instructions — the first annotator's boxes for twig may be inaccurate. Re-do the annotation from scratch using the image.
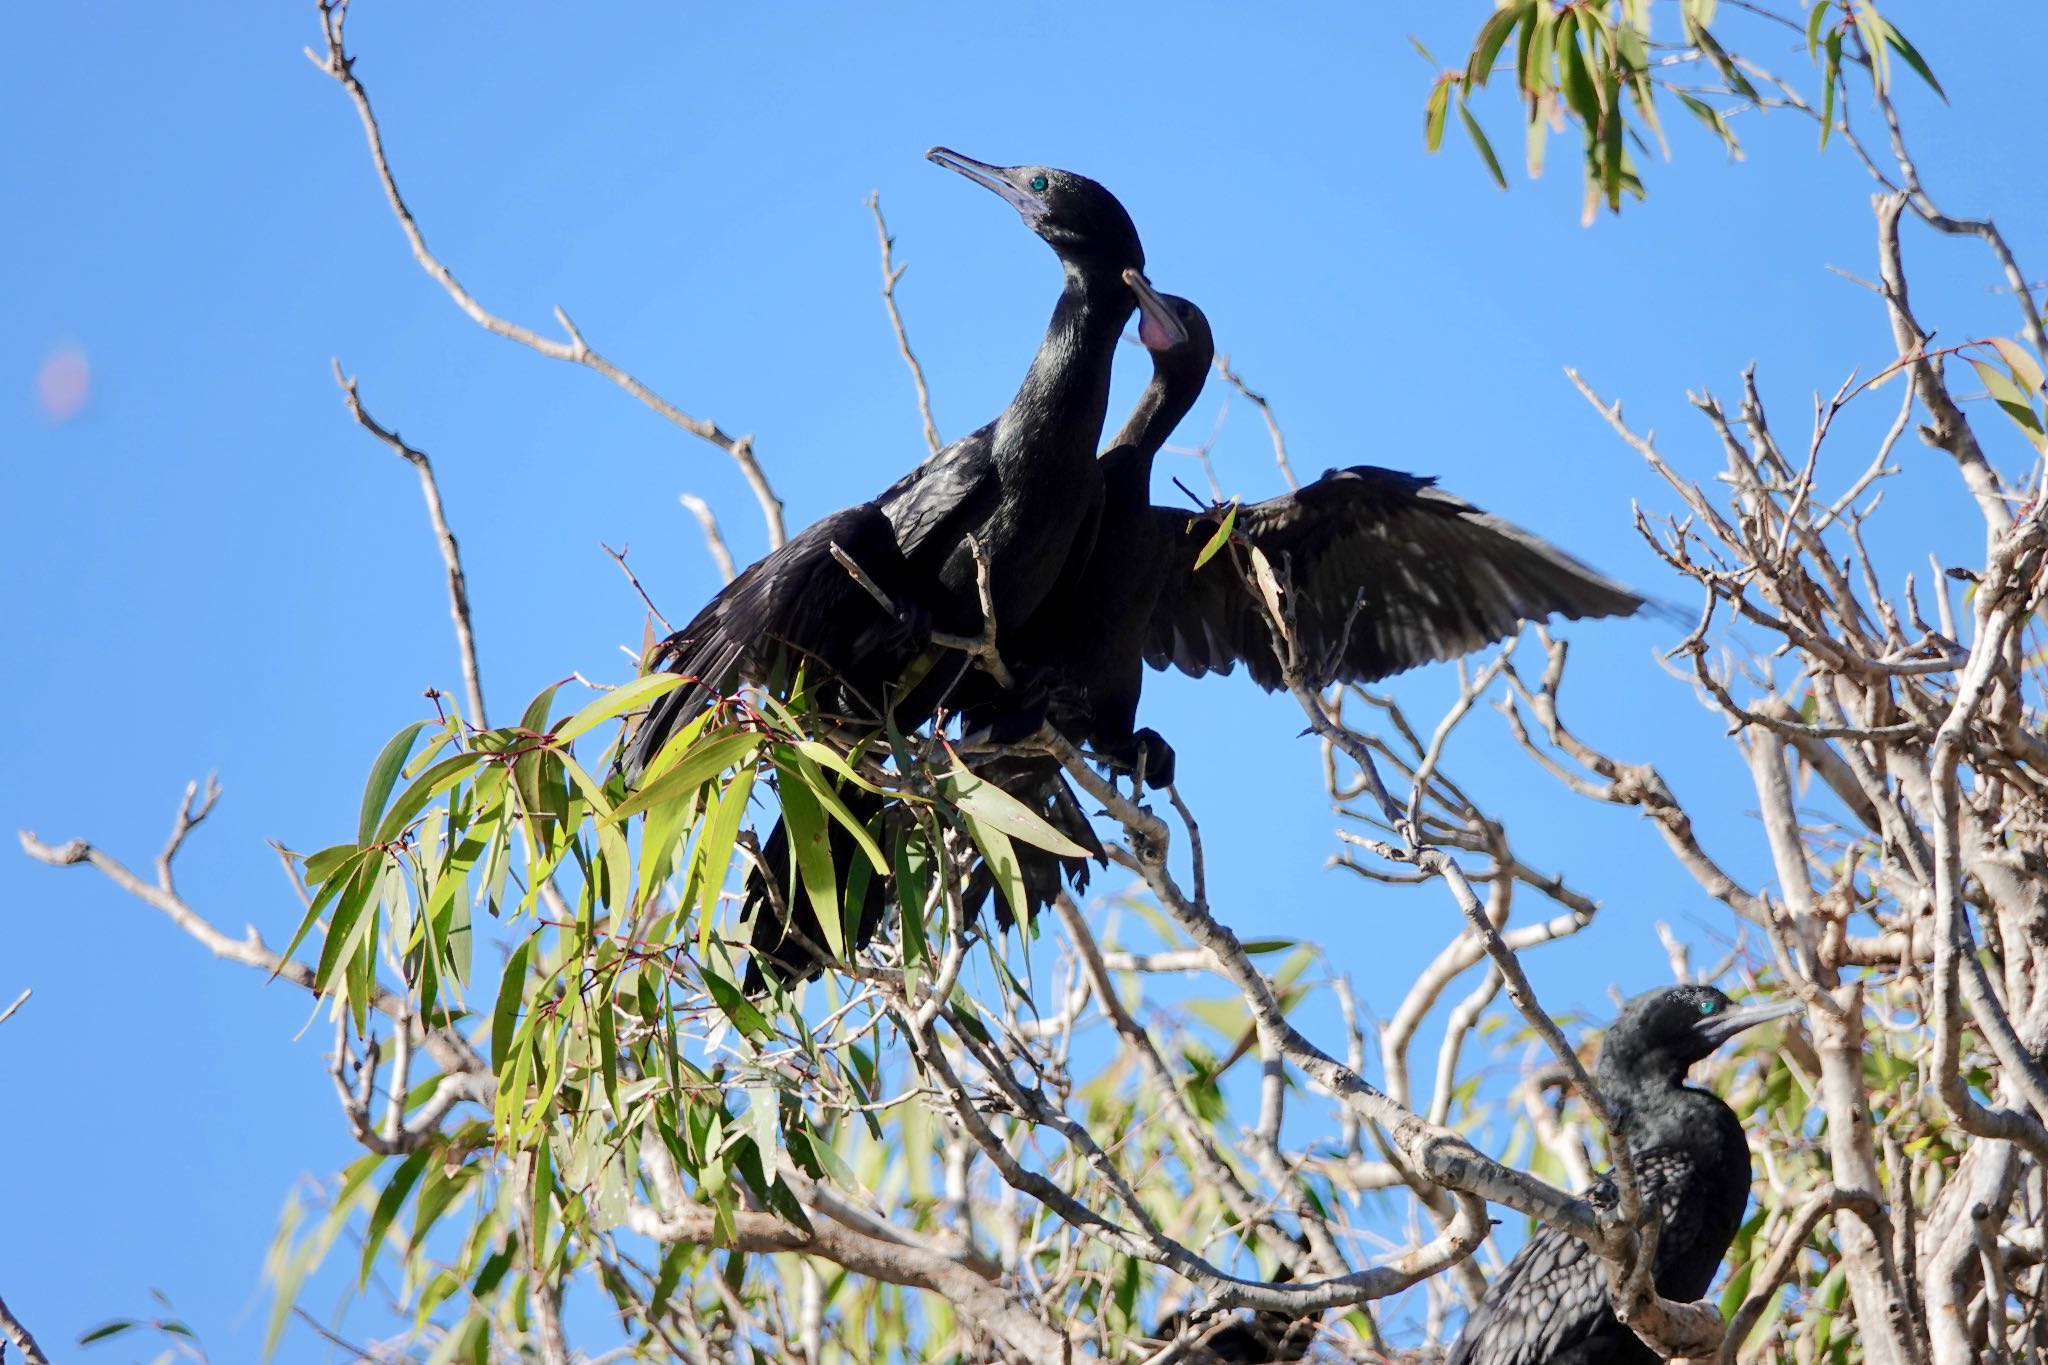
[333,361,487,726]
[0,1293,50,1365]
[1213,354,1297,490]
[307,0,786,547]
[0,988,31,1028]
[677,493,737,587]
[866,193,941,455]
[602,541,674,635]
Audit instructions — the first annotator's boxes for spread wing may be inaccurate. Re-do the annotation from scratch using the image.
[1446,1149,1716,1365]
[1144,466,1644,691]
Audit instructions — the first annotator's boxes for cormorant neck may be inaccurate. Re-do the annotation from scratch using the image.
[992,260,1134,466]
[1602,1058,1733,1156]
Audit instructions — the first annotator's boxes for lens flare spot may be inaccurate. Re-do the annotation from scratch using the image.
[36,343,91,424]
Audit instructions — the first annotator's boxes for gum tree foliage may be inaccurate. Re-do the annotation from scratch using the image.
[22,4,2048,1364]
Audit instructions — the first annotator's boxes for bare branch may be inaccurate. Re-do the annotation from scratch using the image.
[0,1293,50,1365]
[333,362,487,725]
[307,0,786,546]
[865,193,942,456]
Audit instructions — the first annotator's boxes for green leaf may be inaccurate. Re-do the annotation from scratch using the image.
[1465,2,1530,88]
[1852,4,1889,93]
[1806,0,1832,59]
[894,834,933,974]
[694,766,758,957]
[276,848,365,977]
[776,746,887,873]
[1192,500,1239,571]
[1457,99,1508,190]
[1876,17,1945,101]
[609,731,761,823]
[301,843,359,885]
[787,738,888,795]
[1988,337,2046,396]
[1677,92,1743,158]
[1557,18,1601,127]
[596,975,620,1116]
[78,1320,139,1345]
[957,808,1026,927]
[518,683,560,736]
[775,762,842,960]
[553,672,688,744]
[1970,358,2048,447]
[374,751,487,846]
[704,964,774,1041]
[803,1117,859,1188]
[492,938,533,1069]
[1424,78,1451,153]
[358,721,430,845]
[1820,29,1842,149]
[943,763,1091,858]
[314,853,383,996]
[359,1149,432,1288]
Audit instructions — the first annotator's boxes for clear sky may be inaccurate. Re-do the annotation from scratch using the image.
[5,2,2042,1358]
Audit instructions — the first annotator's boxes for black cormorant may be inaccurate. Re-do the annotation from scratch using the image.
[624,151,1151,987]
[1445,985,1798,1365]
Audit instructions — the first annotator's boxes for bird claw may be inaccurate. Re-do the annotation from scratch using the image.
[1098,728,1178,791]
[1131,727,1177,790]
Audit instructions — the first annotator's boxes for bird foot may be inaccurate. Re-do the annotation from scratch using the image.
[1098,728,1178,791]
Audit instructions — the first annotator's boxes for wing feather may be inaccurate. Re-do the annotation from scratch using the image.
[1145,466,1643,691]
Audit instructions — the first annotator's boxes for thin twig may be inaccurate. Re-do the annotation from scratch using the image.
[866,192,941,455]
[307,0,786,547]
[333,361,488,727]
[677,493,737,587]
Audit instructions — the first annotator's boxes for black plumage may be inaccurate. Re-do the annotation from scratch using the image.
[1148,471,1646,701]
[1445,985,1799,1365]
[624,150,1149,988]
[987,276,1643,791]
[624,151,1145,772]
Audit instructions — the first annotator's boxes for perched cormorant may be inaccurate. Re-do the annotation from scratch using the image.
[1445,985,1799,1365]
[985,272,1644,791]
[624,150,1146,774]
[624,151,1151,987]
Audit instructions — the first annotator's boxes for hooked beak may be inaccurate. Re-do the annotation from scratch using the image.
[1694,997,1801,1049]
[927,147,1049,223]
[1123,268,1188,350]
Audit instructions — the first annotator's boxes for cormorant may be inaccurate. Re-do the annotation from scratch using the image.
[986,273,1644,791]
[623,150,1151,987]
[1445,985,1799,1365]
[624,150,1146,773]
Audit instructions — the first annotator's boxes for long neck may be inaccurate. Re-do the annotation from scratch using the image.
[1103,353,1206,496]
[1603,1061,1738,1158]
[991,260,1133,468]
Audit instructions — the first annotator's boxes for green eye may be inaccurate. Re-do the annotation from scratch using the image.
[1699,999,1719,1015]
[1029,174,1049,193]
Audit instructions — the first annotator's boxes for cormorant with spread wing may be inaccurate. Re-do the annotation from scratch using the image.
[990,273,1645,791]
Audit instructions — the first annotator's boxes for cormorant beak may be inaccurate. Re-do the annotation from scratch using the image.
[1123,268,1189,350]
[927,147,1050,224]
[1694,998,1801,1049]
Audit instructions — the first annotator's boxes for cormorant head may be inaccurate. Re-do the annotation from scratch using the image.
[1125,267,1214,392]
[1597,984,1799,1088]
[927,148,1146,274]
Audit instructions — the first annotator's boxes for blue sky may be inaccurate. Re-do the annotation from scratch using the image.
[5,2,2042,1358]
